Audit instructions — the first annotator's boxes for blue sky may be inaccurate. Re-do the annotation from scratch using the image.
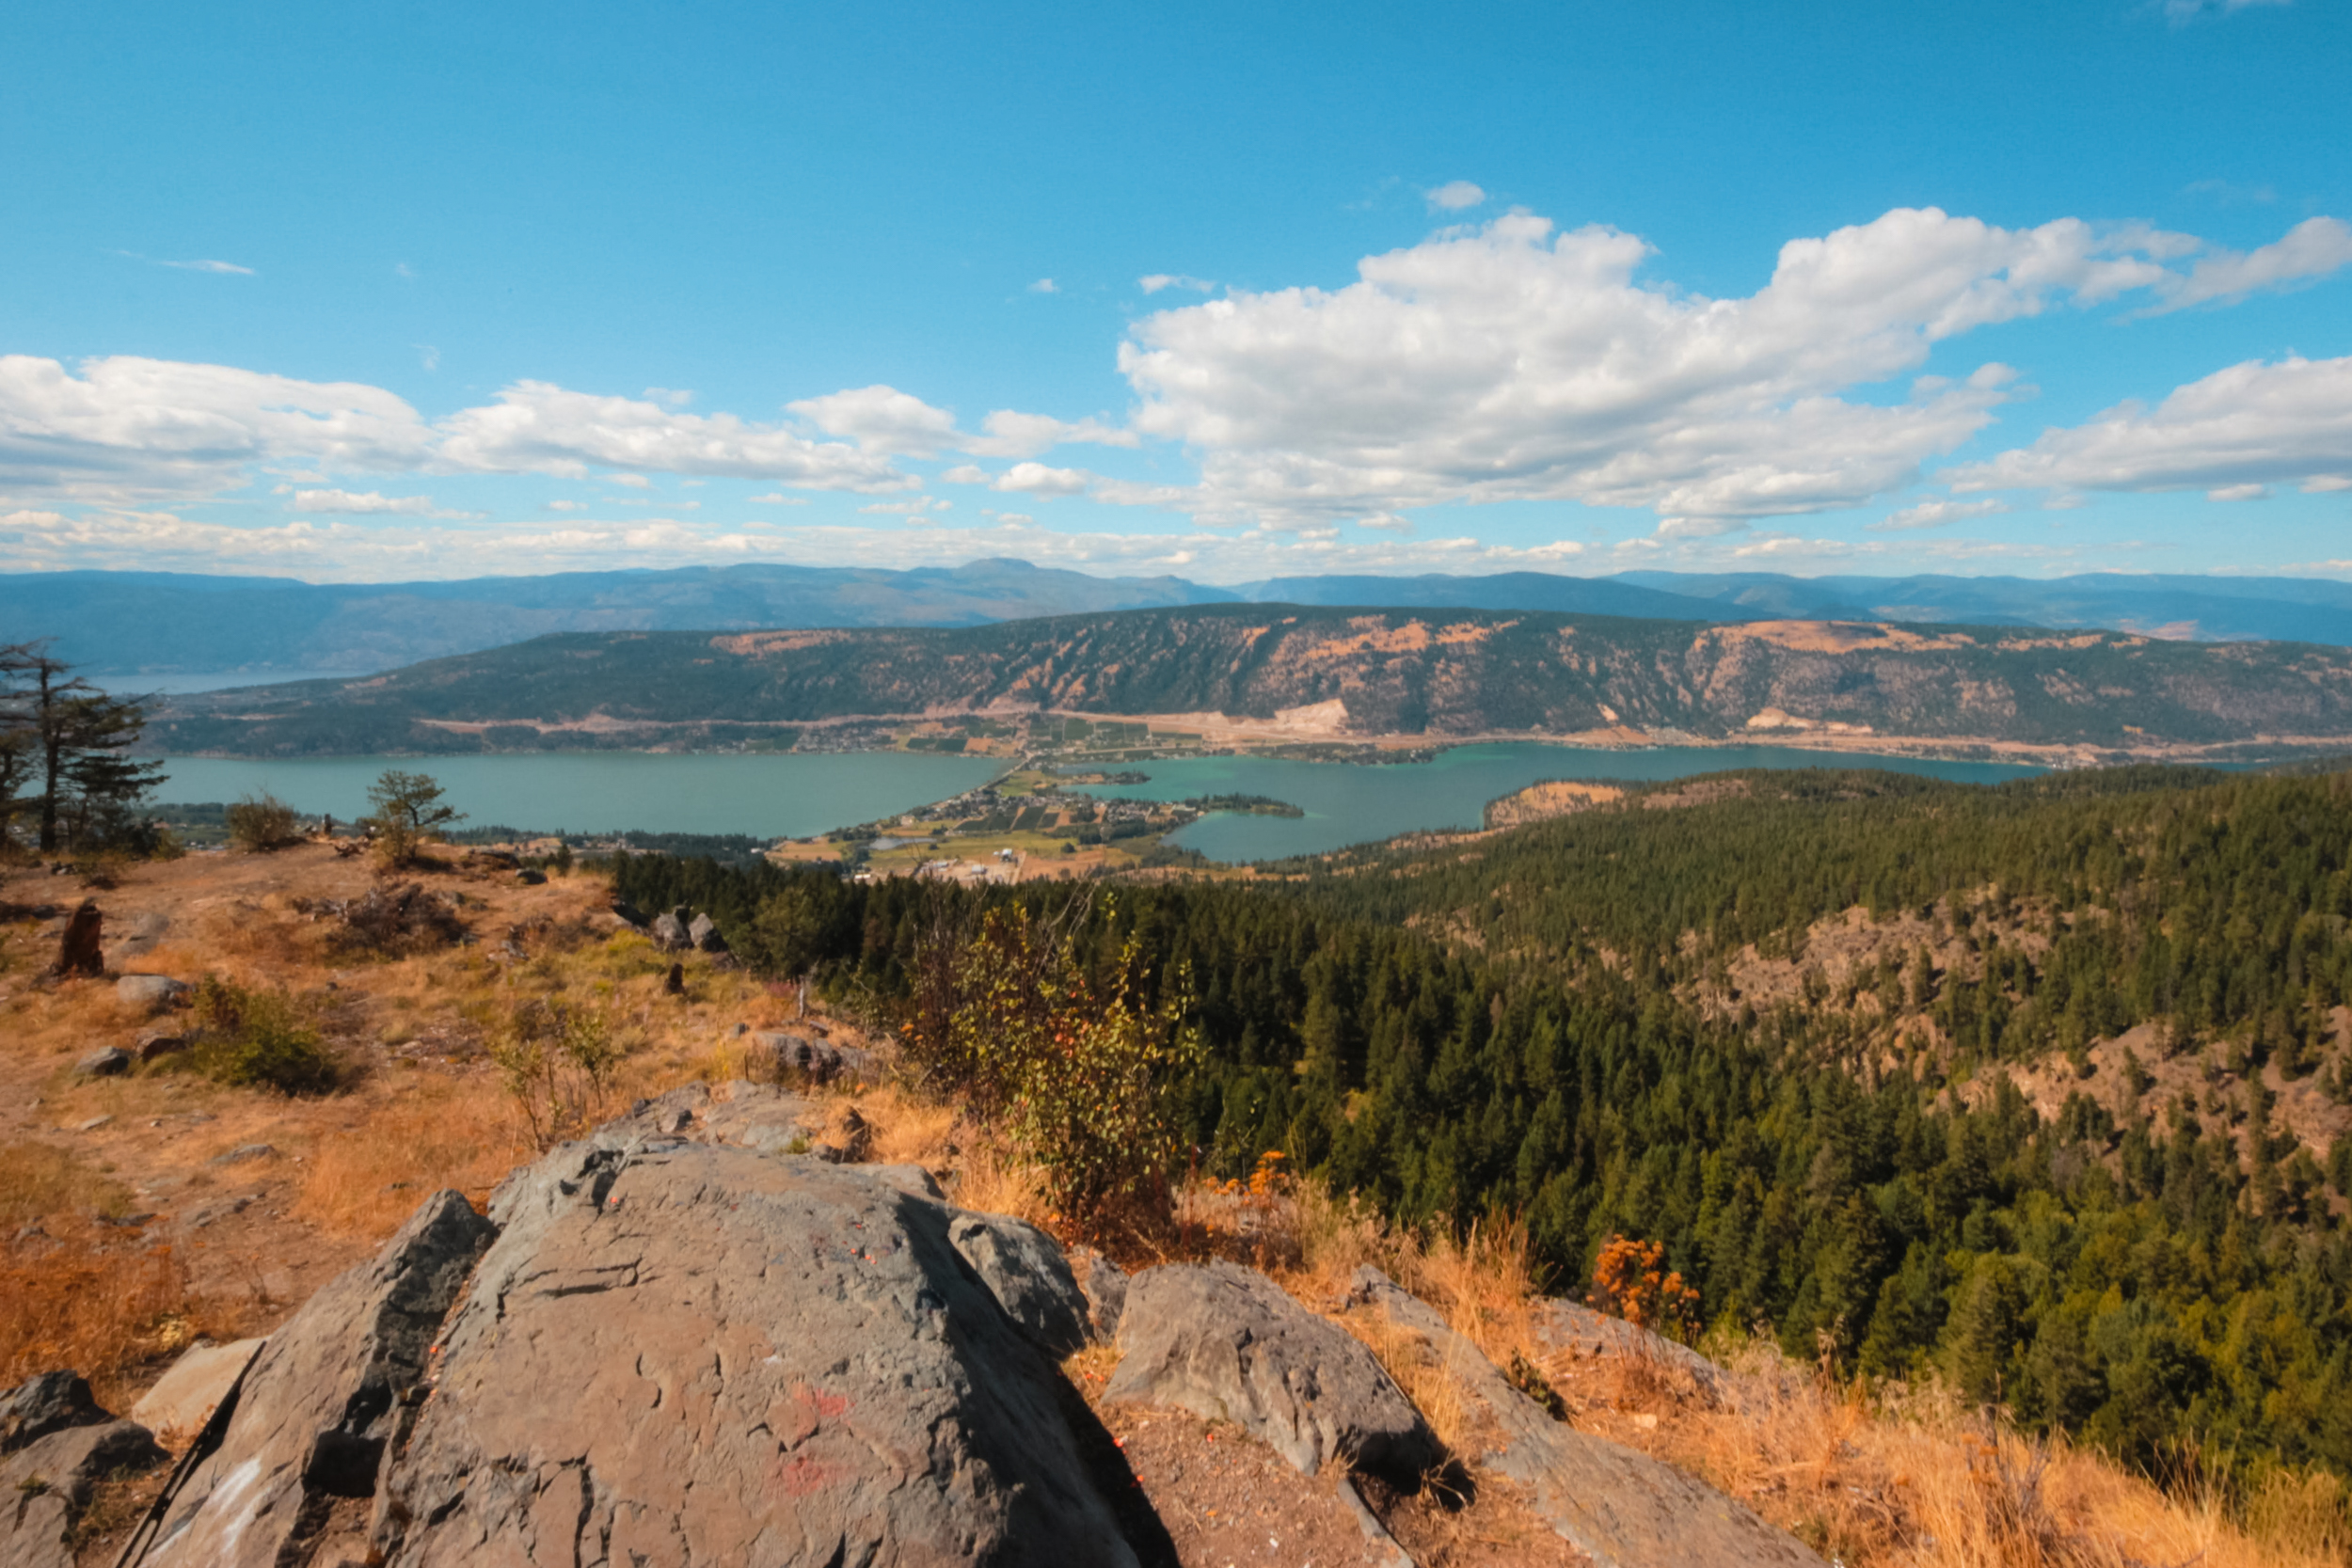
[2,0,2346,583]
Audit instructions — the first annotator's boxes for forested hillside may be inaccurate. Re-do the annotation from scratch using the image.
[148,604,2352,756]
[615,761,2352,1484]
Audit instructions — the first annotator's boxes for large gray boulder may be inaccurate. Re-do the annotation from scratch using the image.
[0,1372,166,1568]
[1346,1266,1826,1568]
[370,1138,1140,1566]
[1104,1259,1440,1488]
[948,1211,1092,1355]
[142,1191,498,1568]
[650,905,693,951]
[687,911,729,953]
[115,974,190,1013]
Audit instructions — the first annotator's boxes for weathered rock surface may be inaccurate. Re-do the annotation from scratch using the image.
[74,1045,131,1078]
[0,1373,166,1568]
[750,1030,879,1085]
[949,1211,1093,1355]
[1347,1266,1826,1568]
[650,905,692,951]
[115,974,190,1013]
[134,1029,194,1065]
[371,1137,1140,1566]
[142,1191,497,1568]
[1105,1260,1440,1488]
[1535,1296,1726,1395]
[1070,1244,1130,1340]
[687,911,728,953]
[49,900,103,978]
[130,1338,267,1439]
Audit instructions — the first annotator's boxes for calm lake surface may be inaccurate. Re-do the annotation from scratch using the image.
[1069,741,2047,862]
[151,740,2044,853]
[153,752,1007,838]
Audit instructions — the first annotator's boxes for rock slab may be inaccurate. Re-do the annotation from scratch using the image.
[371,1138,1139,1567]
[130,1338,267,1439]
[1347,1266,1826,1568]
[142,1191,497,1568]
[0,1373,166,1568]
[1105,1260,1440,1488]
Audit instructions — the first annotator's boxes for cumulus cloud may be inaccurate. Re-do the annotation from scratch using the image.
[748,492,810,504]
[1425,181,1486,211]
[1112,206,2345,531]
[961,409,1138,459]
[1029,278,1059,294]
[782,384,959,457]
[2143,217,2352,312]
[989,462,1092,497]
[2207,483,2269,500]
[1139,275,1215,294]
[1868,498,2011,531]
[1356,513,1413,532]
[543,499,586,512]
[440,382,911,489]
[1948,355,2352,497]
[289,488,477,518]
[858,494,950,517]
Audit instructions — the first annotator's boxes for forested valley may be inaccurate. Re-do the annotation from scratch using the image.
[616,760,2352,1485]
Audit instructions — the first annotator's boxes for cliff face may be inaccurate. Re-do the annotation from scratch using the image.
[147,605,2352,755]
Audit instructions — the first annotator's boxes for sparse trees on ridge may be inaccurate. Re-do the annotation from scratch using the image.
[0,640,166,853]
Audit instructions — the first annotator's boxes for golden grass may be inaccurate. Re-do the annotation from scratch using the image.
[292,1078,523,1237]
[0,1237,211,1410]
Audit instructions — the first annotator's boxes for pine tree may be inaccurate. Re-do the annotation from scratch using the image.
[0,641,164,852]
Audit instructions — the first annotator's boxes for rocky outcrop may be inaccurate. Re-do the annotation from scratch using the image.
[115,974,190,1013]
[948,1211,1093,1356]
[1105,1260,1441,1489]
[1346,1266,1825,1568]
[651,905,693,951]
[687,911,729,954]
[130,1339,267,1439]
[142,1191,497,1568]
[372,1138,1139,1566]
[749,1030,879,1085]
[0,1372,167,1568]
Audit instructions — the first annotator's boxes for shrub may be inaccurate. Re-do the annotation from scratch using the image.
[903,893,1200,1234]
[488,998,625,1151]
[363,769,464,865]
[186,975,340,1094]
[1589,1236,1700,1339]
[225,791,301,852]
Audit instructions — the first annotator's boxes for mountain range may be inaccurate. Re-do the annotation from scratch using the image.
[145,604,2352,760]
[10,562,2352,678]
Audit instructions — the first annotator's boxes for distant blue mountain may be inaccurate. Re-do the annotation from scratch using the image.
[7,561,2350,677]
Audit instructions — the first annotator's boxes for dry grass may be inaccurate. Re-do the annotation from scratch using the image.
[292,1079,523,1237]
[0,1235,217,1410]
[1561,1336,2350,1568]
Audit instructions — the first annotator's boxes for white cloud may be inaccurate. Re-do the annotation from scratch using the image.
[0,354,436,506]
[2207,482,2269,501]
[785,384,959,457]
[417,344,440,372]
[1425,181,1486,211]
[748,492,811,504]
[1113,206,2344,531]
[961,409,1138,459]
[644,387,693,409]
[602,472,651,488]
[1139,275,1215,294]
[989,462,1092,497]
[2146,217,2352,312]
[940,465,992,484]
[544,499,586,512]
[289,488,476,518]
[438,382,910,489]
[1867,497,2010,531]
[1029,278,1059,294]
[2306,476,2352,494]
[139,255,256,276]
[395,261,417,279]
[1949,355,2352,497]
[858,494,950,517]
[1356,513,1413,533]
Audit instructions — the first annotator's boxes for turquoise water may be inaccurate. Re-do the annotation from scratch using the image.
[1068,741,2047,863]
[153,752,1006,839]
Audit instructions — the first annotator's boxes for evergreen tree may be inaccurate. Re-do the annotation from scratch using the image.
[0,641,164,852]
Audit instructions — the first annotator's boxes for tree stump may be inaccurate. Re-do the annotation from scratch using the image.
[50,899,103,977]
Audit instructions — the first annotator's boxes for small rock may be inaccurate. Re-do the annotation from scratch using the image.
[135,1030,193,1064]
[130,1339,266,1439]
[72,1116,112,1133]
[650,906,692,951]
[0,1370,107,1454]
[115,974,191,1013]
[73,1046,131,1079]
[209,1143,278,1166]
[608,896,649,929]
[514,868,546,885]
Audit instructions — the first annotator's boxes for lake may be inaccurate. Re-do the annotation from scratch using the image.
[1067,741,2047,862]
[152,752,1007,839]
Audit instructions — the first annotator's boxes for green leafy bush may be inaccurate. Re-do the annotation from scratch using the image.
[186,976,340,1094]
